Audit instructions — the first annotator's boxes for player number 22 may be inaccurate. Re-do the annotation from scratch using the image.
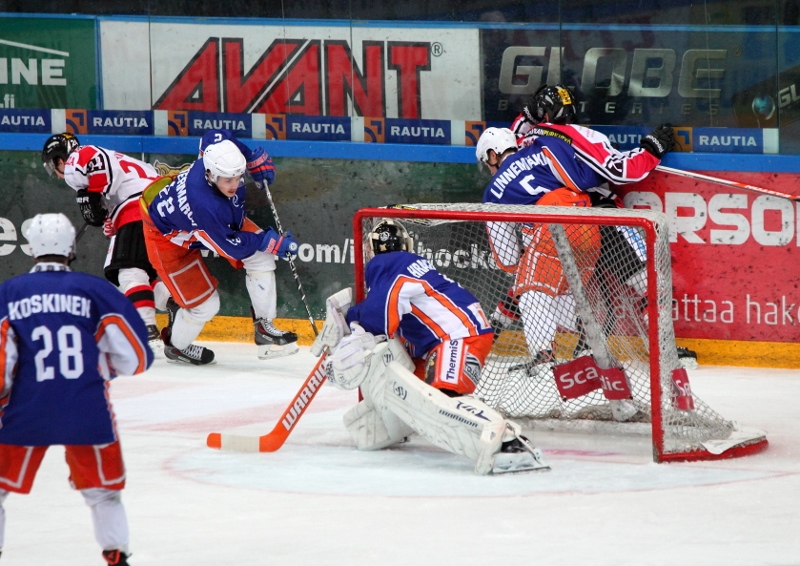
[31,325,84,381]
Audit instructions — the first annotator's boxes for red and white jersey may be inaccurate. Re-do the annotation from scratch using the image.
[514,118,660,185]
[64,145,161,229]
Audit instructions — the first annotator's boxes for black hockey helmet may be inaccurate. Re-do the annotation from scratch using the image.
[523,84,578,125]
[369,219,414,255]
[42,132,80,177]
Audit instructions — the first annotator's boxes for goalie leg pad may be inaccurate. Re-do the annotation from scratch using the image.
[341,337,416,450]
[343,400,413,451]
[384,361,516,475]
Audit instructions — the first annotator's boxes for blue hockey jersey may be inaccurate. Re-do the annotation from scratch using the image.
[147,160,264,261]
[0,264,153,446]
[346,251,492,359]
[482,135,604,205]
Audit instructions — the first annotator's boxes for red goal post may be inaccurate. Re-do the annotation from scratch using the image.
[353,204,768,463]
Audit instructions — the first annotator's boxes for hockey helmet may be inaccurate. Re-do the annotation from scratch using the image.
[475,127,517,167]
[203,140,246,184]
[25,213,76,258]
[369,219,414,255]
[41,133,80,177]
[523,84,578,125]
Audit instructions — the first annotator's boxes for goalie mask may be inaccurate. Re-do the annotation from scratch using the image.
[41,133,80,177]
[369,219,414,255]
[523,84,578,125]
[25,213,76,259]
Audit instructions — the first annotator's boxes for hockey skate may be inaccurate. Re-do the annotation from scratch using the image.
[161,299,215,365]
[102,549,131,565]
[162,329,215,365]
[677,346,699,370]
[508,349,555,378]
[254,318,299,360]
[146,324,163,356]
[491,426,550,474]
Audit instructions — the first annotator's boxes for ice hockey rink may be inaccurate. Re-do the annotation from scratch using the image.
[2,343,799,566]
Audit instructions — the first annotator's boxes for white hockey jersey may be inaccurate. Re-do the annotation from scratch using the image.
[63,145,161,229]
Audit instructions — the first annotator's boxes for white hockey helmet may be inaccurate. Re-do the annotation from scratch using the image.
[475,127,517,167]
[203,139,246,184]
[25,213,76,258]
[369,219,414,255]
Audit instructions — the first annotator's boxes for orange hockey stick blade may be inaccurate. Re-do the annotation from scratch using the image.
[206,352,329,453]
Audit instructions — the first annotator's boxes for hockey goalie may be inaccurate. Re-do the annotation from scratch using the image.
[311,219,549,475]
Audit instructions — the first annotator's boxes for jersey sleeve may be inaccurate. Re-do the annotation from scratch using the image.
[486,221,520,272]
[547,124,659,184]
[64,146,118,195]
[0,316,18,402]
[94,286,153,377]
[191,203,264,261]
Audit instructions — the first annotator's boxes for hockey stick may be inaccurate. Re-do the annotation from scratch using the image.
[206,351,329,452]
[655,165,800,202]
[75,222,90,244]
[262,181,319,337]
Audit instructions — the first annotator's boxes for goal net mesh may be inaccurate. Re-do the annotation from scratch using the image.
[355,204,766,462]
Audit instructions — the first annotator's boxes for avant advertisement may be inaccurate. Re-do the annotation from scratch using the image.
[100,20,481,120]
[0,17,97,109]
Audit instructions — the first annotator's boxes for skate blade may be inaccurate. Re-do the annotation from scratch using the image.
[491,448,551,474]
[258,342,300,360]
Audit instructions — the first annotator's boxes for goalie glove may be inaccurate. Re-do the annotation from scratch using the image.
[310,287,353,356]
[326,323,385,390]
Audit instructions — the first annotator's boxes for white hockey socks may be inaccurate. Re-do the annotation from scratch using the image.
[0,488,7,551]
[118,267,156,327]
[81,488,129,554]
[170,292,219,350]
[245,270,277,322]
[519,291,577,353]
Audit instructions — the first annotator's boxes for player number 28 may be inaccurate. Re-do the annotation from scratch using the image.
[31,325,84,381]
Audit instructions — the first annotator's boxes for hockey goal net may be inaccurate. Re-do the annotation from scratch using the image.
[353,204,767,463]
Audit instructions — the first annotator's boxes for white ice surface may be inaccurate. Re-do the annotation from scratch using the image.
[3,343,799,565]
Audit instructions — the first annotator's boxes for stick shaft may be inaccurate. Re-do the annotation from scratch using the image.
[655,165,799,201]
[263,183,319,337]
[206,352,329,452]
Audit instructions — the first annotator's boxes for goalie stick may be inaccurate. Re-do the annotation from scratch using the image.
[206,351,329,452]
[655,165,800,202]
[263,181,319,337]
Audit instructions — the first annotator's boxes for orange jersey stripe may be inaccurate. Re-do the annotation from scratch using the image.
[388,276,479,340]
[95,315,148,374]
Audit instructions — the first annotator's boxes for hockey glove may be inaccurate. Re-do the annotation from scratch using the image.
[103,216,116,238]
[75,189,107,226]
[327,323,384,390]
[246,147,276,188]
[258,228,299,259]
[639,124,675,159]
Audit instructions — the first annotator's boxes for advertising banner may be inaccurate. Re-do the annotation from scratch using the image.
[480,25,793,129]
[100,20,481,121]
[0,17,97,109]
[619,172,800,343]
